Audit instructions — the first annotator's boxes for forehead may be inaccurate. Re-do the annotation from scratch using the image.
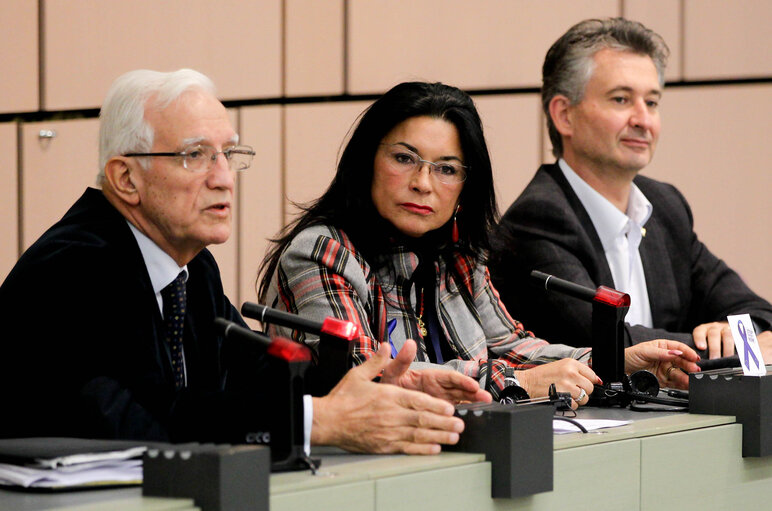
[147,89,235,147]
[383,116,462,150]
[586,48,661,95]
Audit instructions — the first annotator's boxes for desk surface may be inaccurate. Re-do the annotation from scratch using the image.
[0,410,761,511]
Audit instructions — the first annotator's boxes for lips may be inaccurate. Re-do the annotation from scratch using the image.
[620,137,650,148]
[205,202,231,216]
[401,202,434,215]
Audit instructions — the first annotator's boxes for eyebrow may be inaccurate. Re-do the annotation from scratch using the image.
[181,134,240,146]
[391,141,464,163]
[607,86,662,98]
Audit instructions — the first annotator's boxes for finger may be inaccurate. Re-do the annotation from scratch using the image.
[395,387,455,416]
[381,339,416,383]
[692,324,708,350]
[577,363,602,385]
[721,327,735,357]
[706,326,722,359]
[659,340,700,362]
[353,342,394,381]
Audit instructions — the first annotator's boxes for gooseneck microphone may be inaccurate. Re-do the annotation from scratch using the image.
[241,302,358,396]
[530,270,630,307]
[241,302,359,341]
[214,318,311,362]
[531,271,741,372]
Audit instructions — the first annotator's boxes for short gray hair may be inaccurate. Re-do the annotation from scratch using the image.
[542,18,670,158]
[97,68,217,184]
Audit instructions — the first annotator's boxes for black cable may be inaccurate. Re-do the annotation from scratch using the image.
[553,416,588,433]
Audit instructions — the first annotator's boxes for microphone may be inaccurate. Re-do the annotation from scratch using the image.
[241,302,359,341]
[530,270,629,397]
[241,303,358,396]
[214,318,311,362]
[530,270,630,307]
[696,354,740,371]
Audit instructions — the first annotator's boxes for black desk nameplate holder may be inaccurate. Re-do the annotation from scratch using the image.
[447,402,554,499]
[143,443,270,511]
[690,366,772,457]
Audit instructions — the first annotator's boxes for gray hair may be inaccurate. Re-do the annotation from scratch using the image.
[97,68,217,184]
[542,18,670,158]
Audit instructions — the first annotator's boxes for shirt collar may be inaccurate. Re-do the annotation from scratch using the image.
[127,221,188,295]
[558,159,652,249]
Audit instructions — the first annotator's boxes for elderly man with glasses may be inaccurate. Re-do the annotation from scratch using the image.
[0,69,487,453]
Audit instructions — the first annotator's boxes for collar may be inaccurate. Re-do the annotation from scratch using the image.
[559,159,652,250]
[127,221,188,295]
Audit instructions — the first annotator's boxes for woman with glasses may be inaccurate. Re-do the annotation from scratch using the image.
[258,82,699,405]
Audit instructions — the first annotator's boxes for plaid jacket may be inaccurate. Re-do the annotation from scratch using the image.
[265,224,590,395]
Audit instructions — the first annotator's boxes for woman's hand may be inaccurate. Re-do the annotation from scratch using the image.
[624,340,701,389]
[517,358,601,409]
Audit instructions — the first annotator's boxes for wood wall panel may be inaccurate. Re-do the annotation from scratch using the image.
[473,94,542,214]
[347,0,618,94]
[238,105,282,310]
[20,119,100,249]
[285,0,344,96]
[0,3,38,113]
[0,124,19,282]
[284,101,370,213]
[683,0,772,79]
[42,0,281,110]
[645,84,772,298]
[623,0,683,82]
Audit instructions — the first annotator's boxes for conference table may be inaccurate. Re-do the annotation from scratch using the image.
[3,408,772,511]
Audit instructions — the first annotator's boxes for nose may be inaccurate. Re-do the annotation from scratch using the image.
[206,151,235,190]
[629,99,654,131]
[410,161,433,192]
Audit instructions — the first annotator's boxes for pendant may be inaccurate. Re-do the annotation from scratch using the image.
[417,317,427,337]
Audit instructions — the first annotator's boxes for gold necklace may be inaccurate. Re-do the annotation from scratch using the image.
[417,290,427,337]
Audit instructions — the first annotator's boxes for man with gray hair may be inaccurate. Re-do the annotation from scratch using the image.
[490,18,772,362]
[0,68,487,453]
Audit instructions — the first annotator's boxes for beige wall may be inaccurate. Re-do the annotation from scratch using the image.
[2,0,770,304]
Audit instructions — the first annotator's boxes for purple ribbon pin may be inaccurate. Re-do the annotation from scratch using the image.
[738,321,760,369]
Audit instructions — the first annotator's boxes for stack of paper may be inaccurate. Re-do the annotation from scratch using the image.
[0,438,147,490]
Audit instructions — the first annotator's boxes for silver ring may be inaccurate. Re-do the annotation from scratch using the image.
[576,388,587,402]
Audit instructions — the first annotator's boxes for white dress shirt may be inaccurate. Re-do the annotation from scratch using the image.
[559,159,653,327]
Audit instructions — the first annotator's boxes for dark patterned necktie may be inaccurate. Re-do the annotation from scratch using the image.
[161,271,187,389]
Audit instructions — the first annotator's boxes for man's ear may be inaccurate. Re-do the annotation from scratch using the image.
[103,157,140,206]
[548,95,573,138]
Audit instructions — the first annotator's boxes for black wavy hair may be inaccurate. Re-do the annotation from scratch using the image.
[258,81,498,302]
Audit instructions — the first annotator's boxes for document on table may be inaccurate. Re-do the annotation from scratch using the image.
[0,438,147,490]
[553,418,631,434]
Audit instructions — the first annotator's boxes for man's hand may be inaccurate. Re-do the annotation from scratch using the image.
[380,339,492,404]
[517,358,600,409]
[757,330,772,363]
[311,343,465,454]
[693,321,734,359]
[624,340,701,389]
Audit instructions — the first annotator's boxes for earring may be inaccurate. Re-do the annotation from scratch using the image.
[452,205,461,243]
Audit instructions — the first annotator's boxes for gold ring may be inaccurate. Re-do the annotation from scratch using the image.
[665,366,677,379]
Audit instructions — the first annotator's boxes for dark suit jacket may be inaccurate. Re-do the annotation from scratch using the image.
[489,163,772,352]
[0,188,272,442]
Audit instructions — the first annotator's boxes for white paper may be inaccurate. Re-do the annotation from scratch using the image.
[553,418,631,434]
[0,459,142,488]
[728,314,766,376]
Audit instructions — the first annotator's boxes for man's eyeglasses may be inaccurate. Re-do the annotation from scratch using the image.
[124,144,255,172]
[379,144,468,184]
